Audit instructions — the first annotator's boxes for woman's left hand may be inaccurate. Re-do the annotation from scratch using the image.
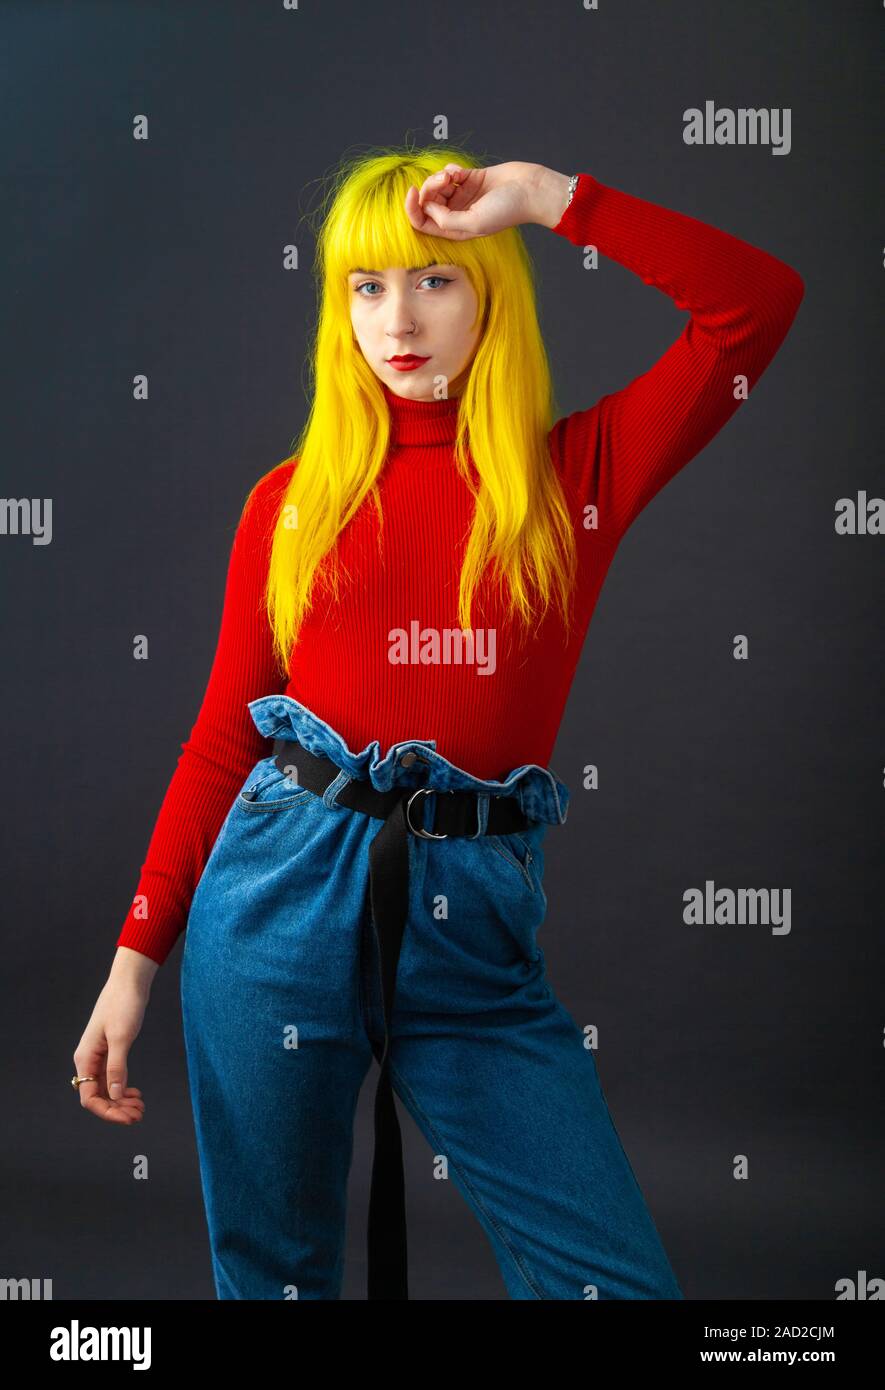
[405,161,572,240]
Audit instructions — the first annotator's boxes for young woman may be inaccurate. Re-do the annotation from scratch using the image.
[73,147,804,1301]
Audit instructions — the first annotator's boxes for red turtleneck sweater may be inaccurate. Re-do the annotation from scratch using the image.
[116,171,804,964]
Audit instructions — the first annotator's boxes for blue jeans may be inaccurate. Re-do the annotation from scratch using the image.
[180,693,684,1301]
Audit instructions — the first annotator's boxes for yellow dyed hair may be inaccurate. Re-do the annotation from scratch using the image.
[242,141,578,675]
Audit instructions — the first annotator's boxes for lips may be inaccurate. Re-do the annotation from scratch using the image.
[387,353,431,372]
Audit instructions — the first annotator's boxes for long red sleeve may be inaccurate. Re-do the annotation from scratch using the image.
[548,172,805,542]
[115,172,803,966]
[115,463,293,963]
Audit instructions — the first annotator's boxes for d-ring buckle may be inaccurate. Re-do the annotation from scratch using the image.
[405,787,452,839]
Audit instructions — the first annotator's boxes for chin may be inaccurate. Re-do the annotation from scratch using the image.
[383,373,425,393]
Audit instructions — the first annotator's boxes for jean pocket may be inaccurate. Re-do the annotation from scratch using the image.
[235,755,315,814]
[487,831,538,893]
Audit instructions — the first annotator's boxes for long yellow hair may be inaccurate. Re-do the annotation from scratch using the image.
[242,141,578,676]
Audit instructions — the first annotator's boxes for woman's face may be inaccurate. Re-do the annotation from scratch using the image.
[348,261,482,401]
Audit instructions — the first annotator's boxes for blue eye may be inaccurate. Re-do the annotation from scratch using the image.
[353,275,452,297]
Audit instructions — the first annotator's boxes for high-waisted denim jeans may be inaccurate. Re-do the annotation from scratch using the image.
[180,692,684,1301]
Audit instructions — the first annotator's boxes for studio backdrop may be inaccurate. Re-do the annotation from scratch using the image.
[1,0,882,1305]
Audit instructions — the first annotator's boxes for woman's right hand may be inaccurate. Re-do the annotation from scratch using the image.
[73,947,159,1124]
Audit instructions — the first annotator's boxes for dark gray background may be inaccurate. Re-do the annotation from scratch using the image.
[2,0,882,1300]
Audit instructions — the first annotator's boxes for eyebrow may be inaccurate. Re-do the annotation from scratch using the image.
[348,262,446,276]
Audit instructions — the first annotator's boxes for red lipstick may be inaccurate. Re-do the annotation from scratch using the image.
[387,354,430,372]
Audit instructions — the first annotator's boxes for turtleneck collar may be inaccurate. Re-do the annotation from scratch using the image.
[380,379,461,447]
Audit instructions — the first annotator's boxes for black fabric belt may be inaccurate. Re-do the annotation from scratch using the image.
[272,736,531,1300]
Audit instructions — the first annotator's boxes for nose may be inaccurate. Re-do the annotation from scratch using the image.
[384,289,416,341]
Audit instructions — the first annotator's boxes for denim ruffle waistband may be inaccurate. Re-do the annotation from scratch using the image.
[247,694,569,827]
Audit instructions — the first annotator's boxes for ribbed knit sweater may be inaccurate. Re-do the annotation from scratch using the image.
[116,171,804,965]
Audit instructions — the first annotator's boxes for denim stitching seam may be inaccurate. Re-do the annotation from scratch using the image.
[236,790,314,814]
[487,837,536,892]
[388,1060,547,1300]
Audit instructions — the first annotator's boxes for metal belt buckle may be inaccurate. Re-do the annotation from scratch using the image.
[405,787,455,840]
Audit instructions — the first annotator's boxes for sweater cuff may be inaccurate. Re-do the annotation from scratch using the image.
[550,172,607,243]
[116,872,187,966]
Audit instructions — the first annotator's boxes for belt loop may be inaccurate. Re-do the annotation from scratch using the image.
[323,769,352,808]
[469,792,489,839]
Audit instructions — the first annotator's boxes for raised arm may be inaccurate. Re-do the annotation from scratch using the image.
[115,460,295,965]
[544,171,805,545]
